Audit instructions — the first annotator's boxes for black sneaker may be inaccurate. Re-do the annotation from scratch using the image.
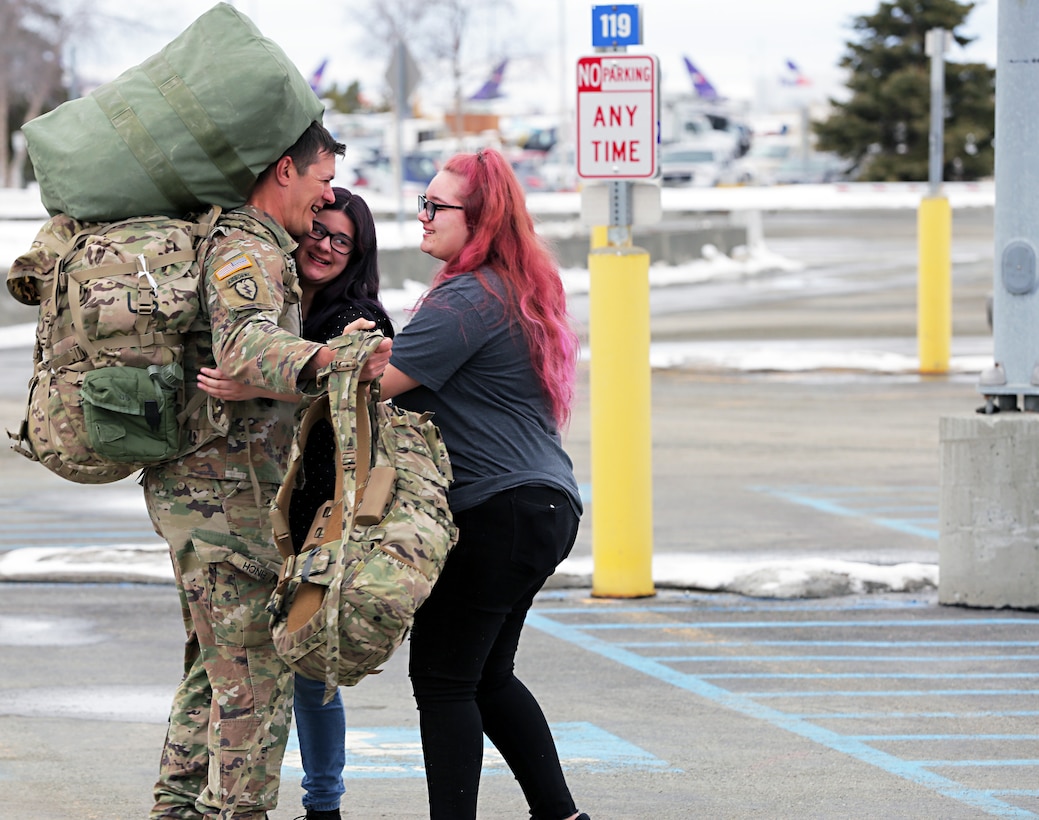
[293,810,341,820]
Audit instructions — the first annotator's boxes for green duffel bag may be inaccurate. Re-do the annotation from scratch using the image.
[23,2,325,222]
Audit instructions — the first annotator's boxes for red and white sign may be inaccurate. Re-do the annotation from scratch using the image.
[576,54,658,179]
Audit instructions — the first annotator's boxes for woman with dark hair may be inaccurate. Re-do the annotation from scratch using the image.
[380,149,590,820]
[198,187,392,820]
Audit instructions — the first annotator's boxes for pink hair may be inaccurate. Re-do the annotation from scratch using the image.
[428,149,579,428]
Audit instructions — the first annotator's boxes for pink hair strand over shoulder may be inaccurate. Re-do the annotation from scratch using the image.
[429,148,580,428]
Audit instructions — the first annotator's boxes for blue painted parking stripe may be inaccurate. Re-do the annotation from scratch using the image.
[912,760,1039,767]
[695,673,1038,679]
[574,618,1039,629]
[785,485,936,493]
[280,721,678,780]
[650,655,1039,662]
[753,485,939,539]
[851,734,1039,741]
[796,711,1039,719]
[748,689,1039,698]
[537,603,937,616]
[534,594,936,613]
[619,640,1034,644]
[525,610,1034,818]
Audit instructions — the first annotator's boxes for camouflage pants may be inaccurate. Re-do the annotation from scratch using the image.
[143,470,293,820]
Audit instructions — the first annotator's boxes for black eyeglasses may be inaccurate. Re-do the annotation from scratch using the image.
[418,194,465,221]
[308,221,354,254]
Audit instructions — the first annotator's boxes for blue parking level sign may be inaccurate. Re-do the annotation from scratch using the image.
[591,4,642,47]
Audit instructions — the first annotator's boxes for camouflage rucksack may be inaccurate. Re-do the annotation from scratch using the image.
[267,331,458,702]
[5,207,228,484]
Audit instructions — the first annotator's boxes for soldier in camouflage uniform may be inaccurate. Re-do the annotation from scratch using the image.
[143,122,391,820]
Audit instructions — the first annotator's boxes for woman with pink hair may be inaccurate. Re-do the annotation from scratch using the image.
[381,148,590,820]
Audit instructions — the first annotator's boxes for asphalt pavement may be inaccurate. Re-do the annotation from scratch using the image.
[2,207,1038,819]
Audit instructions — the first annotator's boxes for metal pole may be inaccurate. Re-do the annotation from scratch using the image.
[394,40,406,226]
[979,0,1039,408]
[918,28,951,374]
[927,29,947,196]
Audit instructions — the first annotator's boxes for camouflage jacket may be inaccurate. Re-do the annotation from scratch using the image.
[155,206,324,484]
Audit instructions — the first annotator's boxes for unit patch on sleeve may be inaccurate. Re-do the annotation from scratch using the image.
[212,254,273,310]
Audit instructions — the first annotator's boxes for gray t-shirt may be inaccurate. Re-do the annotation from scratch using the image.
[389,270,582,516]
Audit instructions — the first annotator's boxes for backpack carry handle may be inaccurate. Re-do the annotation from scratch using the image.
[269,330,386,562]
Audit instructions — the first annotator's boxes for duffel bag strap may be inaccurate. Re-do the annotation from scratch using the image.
[92,84,204,215]
[142,55,256,200]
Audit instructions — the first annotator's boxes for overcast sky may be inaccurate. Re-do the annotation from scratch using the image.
[84,0,998,116]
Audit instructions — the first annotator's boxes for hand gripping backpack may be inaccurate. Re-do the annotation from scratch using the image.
[268,331,458,702]
[5,207,228,484]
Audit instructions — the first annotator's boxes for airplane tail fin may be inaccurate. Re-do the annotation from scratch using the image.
[468,59,508,101]
[309,58,329,94]
[781,59,812,87]
[683,56,720,100]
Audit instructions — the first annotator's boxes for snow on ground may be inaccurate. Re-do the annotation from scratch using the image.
[0,544,938,599]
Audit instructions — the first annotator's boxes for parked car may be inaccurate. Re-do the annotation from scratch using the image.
[539,142,578,191]
[360,151,440,195]
[772,152,850,184]
[732,139,796,185]
[659,142,733,187]
[509,157,549,192]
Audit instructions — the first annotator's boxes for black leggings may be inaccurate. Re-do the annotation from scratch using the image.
[409,485,581,820]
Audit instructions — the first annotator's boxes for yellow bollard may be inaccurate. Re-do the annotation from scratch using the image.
[917,195,951,374]
[588,245,655,598]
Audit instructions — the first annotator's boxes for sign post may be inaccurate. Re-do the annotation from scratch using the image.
[918,28,951,375]
[581,4,657,599]
[387,40,421,225]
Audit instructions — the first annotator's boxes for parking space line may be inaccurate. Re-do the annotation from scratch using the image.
[701,674,1037,680]
[753,484,939,539]
[576,618,1039,629]
[798,711,1039,719]
[749,689,1037,696]
[913,760,1039,767]
[526,600,1039,818]
[652,655,1039,662]
[628,640,1038,647]
[851,734,1039,741]
[280,721,678,780]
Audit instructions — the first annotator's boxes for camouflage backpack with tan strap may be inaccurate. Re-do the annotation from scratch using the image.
[5,207,228,484]
[268,331,458,702]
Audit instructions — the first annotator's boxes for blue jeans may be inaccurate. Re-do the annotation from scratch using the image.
[409,485,582,820]
[294,673,346,811]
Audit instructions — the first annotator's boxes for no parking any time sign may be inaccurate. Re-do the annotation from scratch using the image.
[576,54,658,179]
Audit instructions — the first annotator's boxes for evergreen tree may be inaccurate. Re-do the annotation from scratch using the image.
[813,0,994,182]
